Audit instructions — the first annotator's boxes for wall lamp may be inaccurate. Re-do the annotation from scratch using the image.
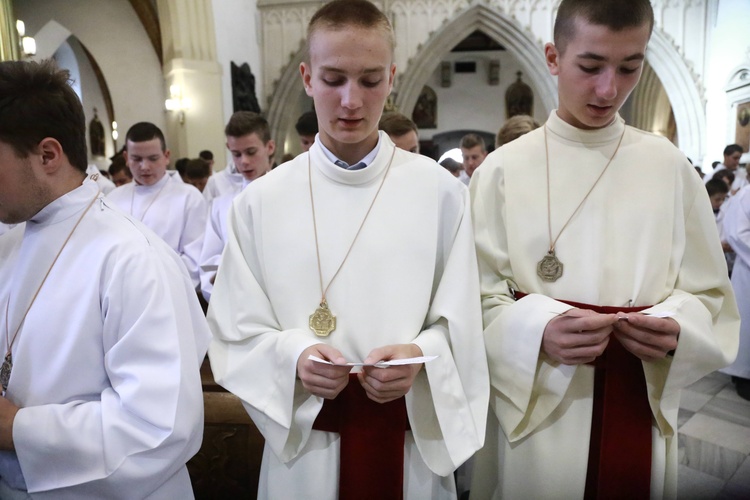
[165,85,191,124]
[16,20,36,58]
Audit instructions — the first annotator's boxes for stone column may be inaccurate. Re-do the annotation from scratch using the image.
[157,0,225,163]
[0,0,19,61]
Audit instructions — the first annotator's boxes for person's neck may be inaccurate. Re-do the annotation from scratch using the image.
[321,134,378,166]
[50,171,87,200]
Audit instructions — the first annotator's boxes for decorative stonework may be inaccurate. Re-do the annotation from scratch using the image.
[259,0,710,161]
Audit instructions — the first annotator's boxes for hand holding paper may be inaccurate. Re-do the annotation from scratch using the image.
[308,354,438,367]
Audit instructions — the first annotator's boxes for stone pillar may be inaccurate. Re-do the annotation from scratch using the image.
[0,0,19,61]
[157,0,225,163]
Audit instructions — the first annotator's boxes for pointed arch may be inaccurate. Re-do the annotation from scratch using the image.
[394,4,557,117]
[645,28,706,162]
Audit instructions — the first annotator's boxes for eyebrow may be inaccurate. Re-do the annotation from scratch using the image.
[576,52,645,63]
[319,65,385,75]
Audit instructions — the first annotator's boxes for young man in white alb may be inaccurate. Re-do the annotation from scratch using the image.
[470,0,739,498]
[207,1,489,498]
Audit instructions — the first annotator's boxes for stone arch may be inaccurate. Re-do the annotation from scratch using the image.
[644,28,706,162]
[395,4,557,118]
[266,50,307,162]
[33,20,118,159]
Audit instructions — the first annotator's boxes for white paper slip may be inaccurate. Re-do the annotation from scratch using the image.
[308,354,438,367]
[644,311,675,318]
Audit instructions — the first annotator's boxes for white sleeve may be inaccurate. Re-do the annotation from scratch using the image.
[179,190,208,289]
[13,242,210,497]
[199,199,226,301]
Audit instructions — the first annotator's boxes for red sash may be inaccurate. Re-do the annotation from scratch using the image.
[515,292,653,499]
[312,373,410,500]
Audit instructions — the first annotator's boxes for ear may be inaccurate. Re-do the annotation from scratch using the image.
[163,149,171,162]
[545,43,561,76]
[387,63,396,93]
[300,62,314,97]
[265,139,276,159]
[37,137,66,174]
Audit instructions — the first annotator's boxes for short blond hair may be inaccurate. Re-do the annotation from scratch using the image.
[495,115,540,148]
[306,0,394,61]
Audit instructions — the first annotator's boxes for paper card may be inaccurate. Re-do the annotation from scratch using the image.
[308,354,438,368]
[617,311,675,319]
[644,311,675,318]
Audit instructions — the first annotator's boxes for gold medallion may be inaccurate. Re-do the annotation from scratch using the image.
[537,251,563,282]
[0,352,11,396]
[310,300,336,337]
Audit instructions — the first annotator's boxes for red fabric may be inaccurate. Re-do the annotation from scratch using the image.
[515,292,653,499]
[312,373,410,500]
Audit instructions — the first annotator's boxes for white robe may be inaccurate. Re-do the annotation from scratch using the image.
[199,189,243,301]
[107,171,207,289]
[0,180,211,499]
[85,164,115,194]
[0,223,15,237]
[203,161,244,203]
[207,133,489,499]
[470,112,739,499]
[720,185,750,378]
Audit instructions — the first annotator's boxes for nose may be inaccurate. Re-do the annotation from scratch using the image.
[340,82,363,110]
[596,69,617,100]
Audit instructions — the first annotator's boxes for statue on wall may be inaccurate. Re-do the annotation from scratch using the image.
[89,107,105,157]
[412,85,437,129]
[231,62,261,113]
[505,71,534,118]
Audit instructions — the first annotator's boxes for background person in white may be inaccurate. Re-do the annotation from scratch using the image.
[0,59,210,499]
[720,185,750,400]
[107,122,207,290]
[207,1,488,498]
[200,111,274,302]
[469,0,739,498]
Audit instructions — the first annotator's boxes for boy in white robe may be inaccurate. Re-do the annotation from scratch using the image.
[0,59,210,499]
[202,160,245,203]
[470,0,739,498]
[720,185,750,399]
[199,111,275,301]
[207,1,489,498]
[107,122,207,289]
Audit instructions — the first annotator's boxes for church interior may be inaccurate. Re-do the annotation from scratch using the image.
[1,0,749,498]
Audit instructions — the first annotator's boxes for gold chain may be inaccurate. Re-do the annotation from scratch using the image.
[308,147,396,304]
[543,124,626,253]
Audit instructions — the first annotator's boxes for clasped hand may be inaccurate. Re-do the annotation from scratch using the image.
[297,343,423,403]
[542,308,680,365]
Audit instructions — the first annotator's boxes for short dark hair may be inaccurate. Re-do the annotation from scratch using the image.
[307,0,394,59]
[184,158,211,179]
[125,122,167,151]
[0,59,88,173]
[712,169,735,185]
[295,110,319,136]
[554,0,654,53]
[460,133,486,152]
[199,150,214,161]
[108,155,132,178]
[175,157,190,176]
[224,111,271,143]
[379,112,418,137]
[706,179,729,197]
[724,144,743,157]
[439,157,461,174]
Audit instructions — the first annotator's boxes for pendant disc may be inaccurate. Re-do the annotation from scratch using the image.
[537,252,563,282]
[0,352,12,396]
[309,301,336,337]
